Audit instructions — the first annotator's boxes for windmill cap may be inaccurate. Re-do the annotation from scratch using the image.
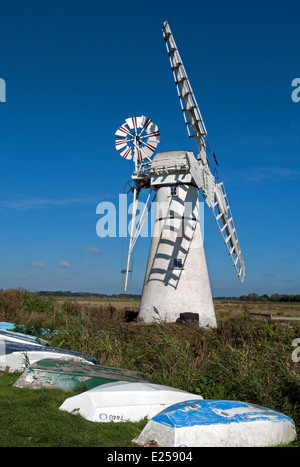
[151,150,194,171]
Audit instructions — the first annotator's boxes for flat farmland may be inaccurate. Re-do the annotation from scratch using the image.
[214,300,300,320]
[53,296,300,320]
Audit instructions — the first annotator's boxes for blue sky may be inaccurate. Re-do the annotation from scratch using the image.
[0,0,299,296]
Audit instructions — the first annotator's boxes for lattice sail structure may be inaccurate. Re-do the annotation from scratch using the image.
[162,21,207,157]
[163,21,245,283]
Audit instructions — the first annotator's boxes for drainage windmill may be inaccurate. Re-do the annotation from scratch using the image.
[115,22,245,327]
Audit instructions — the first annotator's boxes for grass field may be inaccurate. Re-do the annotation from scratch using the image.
[0,372,145,447]
[55,296,300,320]
[0,290,299,447]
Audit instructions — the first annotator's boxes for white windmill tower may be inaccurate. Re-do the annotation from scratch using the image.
[115,22,245,328]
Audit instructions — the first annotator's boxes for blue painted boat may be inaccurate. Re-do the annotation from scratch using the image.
[134,399,297,447]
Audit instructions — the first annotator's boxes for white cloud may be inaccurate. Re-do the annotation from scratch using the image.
[0,195,98,213]
[30,261,45,268]
[80,245,100,254]
[58,260,70,268]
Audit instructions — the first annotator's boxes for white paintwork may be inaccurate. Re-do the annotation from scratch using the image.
[134,399,297,447]
[0,330,44,346]
[59,381,203,423]
[138,152,217,327]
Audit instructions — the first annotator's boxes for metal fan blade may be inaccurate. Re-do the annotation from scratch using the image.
[146,137,160,146]
[115,138,127,151]
[139,115,152,133]
[115,123,131,137]
[142,141,159,156]
[147,121,159,136]
[125,117,136,130]
[120,146,133,160]
[125,116,143,130]
[139,116,160,140]
[144,131,160,141]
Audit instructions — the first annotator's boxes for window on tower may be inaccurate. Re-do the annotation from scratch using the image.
[173,257,183,269]
[170,186,177,196]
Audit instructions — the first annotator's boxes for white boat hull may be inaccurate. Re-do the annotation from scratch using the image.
[59,381,203,423]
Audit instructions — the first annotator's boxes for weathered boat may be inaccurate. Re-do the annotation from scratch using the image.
[0,329,48,345]
[13,358,148,390]
[0,337,97,372]
[59,381,203,422]
[134,399,297,447]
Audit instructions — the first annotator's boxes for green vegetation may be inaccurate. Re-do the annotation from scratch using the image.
[0,372,145,447]
[0,289,299,447]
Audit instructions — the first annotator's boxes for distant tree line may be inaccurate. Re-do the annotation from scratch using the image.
[238,293,300,302]
[36,291,300,302]
[36,290,141,299]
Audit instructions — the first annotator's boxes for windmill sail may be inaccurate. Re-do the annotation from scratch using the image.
[162,21,207,159]
[163,21,245,283]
